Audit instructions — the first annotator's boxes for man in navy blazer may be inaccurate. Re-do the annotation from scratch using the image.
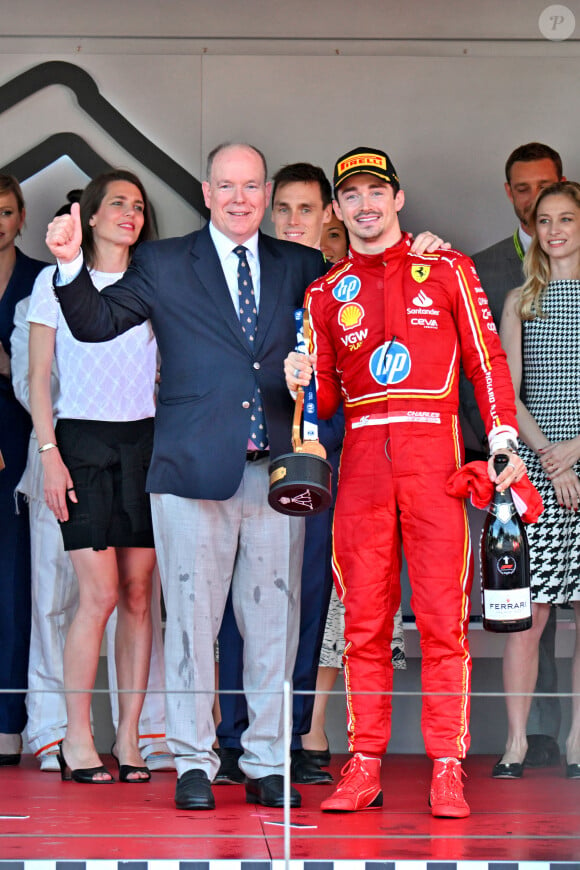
[46,143,325,810]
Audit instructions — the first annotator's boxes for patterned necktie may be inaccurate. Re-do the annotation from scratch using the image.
[234,246,267,449]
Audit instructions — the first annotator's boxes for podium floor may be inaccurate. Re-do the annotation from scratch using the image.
[0,753,579,866]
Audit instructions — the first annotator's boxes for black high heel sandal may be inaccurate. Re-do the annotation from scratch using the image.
[57,740,115,784]
[111,743,151,783]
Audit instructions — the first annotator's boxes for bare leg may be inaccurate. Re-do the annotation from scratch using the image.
[112,547,155,780]
[565,602,580,765]
[528,605,560,737]
[302,666,339,752]
[0,734,22,754]
[62,547,119,780]
[499,602,550,765]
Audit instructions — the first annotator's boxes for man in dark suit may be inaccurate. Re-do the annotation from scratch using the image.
[461,142,563,767]
[461,142,564,457]
[45,143,325,810]
[473,142,563,325]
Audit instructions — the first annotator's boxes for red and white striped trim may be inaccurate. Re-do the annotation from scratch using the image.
[350,411,442,429]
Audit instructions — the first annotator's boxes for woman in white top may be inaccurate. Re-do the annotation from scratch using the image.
[29,170,157,783]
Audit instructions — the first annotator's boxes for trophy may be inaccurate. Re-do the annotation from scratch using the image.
[268,309,332,516]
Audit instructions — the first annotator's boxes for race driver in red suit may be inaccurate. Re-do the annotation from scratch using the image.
[284,147,527,818]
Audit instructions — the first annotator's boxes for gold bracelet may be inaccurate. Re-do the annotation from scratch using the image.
[38,442,57,454]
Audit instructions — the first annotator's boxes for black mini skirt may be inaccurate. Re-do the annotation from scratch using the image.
[55,417,155,552]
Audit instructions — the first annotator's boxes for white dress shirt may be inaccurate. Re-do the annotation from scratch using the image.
[208,222,261,312]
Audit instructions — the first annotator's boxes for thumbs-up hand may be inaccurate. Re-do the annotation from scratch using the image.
[45,201,83,264]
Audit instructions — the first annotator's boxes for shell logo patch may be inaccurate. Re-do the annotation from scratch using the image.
[332,274,361,303]
[338,302,365,331]
[411,264,431,283]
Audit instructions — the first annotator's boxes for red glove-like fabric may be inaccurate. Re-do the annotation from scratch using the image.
[446,461,543,523]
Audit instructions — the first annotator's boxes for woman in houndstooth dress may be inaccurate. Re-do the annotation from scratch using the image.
[496,181,580,779]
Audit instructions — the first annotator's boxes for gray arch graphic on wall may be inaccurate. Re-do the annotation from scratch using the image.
[0,60,209,219]
[1,132,113,182]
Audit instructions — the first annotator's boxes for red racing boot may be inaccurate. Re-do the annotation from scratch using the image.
[320,753,382,812]
[429,758,470,818]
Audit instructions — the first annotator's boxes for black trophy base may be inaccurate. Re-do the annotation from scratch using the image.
[268,452,332,516]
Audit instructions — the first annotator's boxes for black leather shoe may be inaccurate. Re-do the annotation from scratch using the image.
[291,749,333,784]
[524,734,560,768]
[245,774,301,807]
[566,762,580,779]
[0,754,21,767]
[175,769,215,810]
[303,747,331,768]
[0,734,22,766]
[491,759,523,779]
[214,747,245,785]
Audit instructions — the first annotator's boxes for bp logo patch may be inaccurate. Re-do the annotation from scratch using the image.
[369,340,411,386]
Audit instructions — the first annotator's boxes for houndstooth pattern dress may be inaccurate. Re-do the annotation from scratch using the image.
[518,279,580,603]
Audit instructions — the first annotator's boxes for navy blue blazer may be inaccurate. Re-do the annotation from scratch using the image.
[1,248,46,402]
[55,226,325,501]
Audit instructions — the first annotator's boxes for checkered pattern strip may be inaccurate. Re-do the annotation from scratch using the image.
[518,280,580,603]
[0,860,568,870]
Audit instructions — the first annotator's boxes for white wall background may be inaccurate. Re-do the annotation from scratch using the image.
[1,0,579,259]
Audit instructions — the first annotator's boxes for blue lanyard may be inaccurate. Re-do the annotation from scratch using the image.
[294,308,319,441]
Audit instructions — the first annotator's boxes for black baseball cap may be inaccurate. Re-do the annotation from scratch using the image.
[333,147,399,194]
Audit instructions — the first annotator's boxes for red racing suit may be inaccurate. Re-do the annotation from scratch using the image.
[305,233,517,759]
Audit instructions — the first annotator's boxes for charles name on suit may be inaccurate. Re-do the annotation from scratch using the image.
[45,143,326,810]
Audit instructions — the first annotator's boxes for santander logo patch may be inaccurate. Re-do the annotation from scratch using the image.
[412,290,433,307]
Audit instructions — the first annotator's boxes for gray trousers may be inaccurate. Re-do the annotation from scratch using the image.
[151,458,304,780]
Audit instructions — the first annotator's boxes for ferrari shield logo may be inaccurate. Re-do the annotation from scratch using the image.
[411,264,430,283]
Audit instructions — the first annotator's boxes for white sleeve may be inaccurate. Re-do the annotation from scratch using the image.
[10,297,31,412]
[55,250,84,284]
[27,266,61,329]
[488,424,519,454]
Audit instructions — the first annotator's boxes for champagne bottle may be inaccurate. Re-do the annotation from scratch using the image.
[480,454,532,632]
